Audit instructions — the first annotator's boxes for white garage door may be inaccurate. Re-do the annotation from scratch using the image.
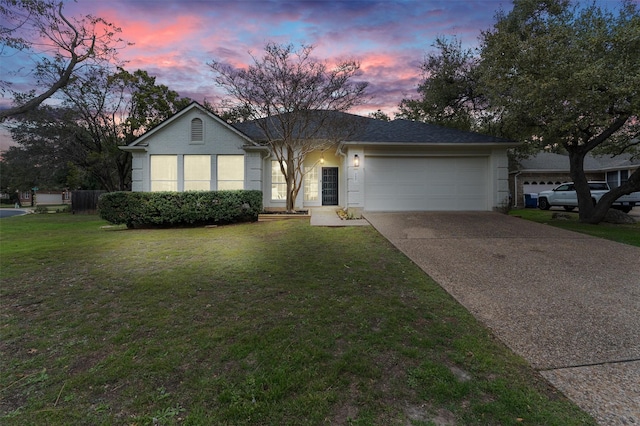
[364,156,489,211]
[35,193,63,205]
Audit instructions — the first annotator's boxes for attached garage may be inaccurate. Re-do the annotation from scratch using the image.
[364,156,490,211]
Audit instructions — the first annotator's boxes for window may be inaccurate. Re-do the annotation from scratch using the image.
[150,155,177,191]
[607,170,629,188]
[184,155,211,191]
[191,118,203,143]
[217,155,244,190]
[589,182,608,191]
[271,160,286,200]
[555,184,572,191]
[304,166,318,201]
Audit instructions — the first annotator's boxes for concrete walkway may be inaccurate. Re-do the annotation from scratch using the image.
[364,212,640,426]
[310,207,370,227]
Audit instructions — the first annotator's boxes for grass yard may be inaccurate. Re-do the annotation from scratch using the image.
[0,214,595,425]
[510,208,640,247]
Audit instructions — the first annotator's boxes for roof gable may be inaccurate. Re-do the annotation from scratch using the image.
[124,101,254,148]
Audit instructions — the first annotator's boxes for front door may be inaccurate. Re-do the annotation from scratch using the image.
[322,167,338,206]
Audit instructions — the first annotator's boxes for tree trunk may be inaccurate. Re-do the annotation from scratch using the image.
[568,149,596,222]
[285,153,296,213]
[584,167,640,224]
[570,149,640,224]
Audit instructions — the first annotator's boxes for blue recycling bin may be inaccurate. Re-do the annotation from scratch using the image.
[524,193,538,208]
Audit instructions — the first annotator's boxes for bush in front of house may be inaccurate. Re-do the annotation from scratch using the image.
[98,190,263,228]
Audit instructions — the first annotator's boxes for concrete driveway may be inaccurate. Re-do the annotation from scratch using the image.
[364,212,640,425]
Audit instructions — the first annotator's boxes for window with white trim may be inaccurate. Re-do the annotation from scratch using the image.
[607,170,629,188]
[271,160,286,200]
[191,118,203,143]
[304,166,318,201]
[184,155,211,191]
[150,155,178,191]
[217,155,244,190]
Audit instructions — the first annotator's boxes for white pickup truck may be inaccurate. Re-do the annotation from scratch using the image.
[537,181,640,213]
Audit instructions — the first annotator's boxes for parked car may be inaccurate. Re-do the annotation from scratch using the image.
[537,181,640,213]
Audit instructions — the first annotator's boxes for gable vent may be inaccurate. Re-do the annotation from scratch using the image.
[191,118,203,142]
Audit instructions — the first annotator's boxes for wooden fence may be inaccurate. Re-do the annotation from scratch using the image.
[72,190,106,214]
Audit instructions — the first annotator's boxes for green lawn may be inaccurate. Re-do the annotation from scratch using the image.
[0,214,595,425]
[510,208,640,247]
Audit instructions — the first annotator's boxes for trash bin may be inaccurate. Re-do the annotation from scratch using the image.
[524,193,538,208]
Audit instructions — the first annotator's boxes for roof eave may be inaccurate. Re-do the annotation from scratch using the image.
[341,140,521,148]
[516,168,602,173]
[242,144,270,152]
[119,145,148,152]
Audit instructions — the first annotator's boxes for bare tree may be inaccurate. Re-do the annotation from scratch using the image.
[209,42,368,212]
[0,0,127,121]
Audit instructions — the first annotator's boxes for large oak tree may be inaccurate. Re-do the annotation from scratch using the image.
[479,0,640,223]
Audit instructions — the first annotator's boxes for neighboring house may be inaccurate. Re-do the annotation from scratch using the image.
[510,152,640,207]
[13,190,71,206]
[121,102,517,213]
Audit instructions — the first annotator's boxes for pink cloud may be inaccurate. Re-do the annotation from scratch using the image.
[4,0,522,117]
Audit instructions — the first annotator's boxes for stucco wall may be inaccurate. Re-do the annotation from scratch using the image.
[491,149,510,210]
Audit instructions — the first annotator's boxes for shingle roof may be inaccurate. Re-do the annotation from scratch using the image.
[233,111,514,145]
[517,152,640,172]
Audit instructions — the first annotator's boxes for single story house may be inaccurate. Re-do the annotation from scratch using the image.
[8,189,71,207]
[510,152,640,207]
[121,102,517,213]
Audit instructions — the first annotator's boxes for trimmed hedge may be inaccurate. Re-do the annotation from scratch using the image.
[98,190,263,228]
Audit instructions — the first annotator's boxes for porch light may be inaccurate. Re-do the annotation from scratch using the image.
[320,153,324,164]
[354,154,360,167]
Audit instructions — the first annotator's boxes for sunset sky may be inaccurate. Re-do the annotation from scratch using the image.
[3,0,518,116]
[0,0,624,150]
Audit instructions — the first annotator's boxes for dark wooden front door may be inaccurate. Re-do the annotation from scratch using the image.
[322,167,338,206]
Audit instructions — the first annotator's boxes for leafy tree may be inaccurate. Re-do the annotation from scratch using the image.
[5,67,190,191]
[0,133,71,195]
[368,109,391,121]
[5,105,102,191]
[201,99,254,123]
[479,0,640,223]
[109,68,192,139]
[0,0,127,120]
[398,37,485,132]
[209,42,368,212]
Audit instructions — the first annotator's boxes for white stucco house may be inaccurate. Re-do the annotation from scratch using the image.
[121,102,517,213]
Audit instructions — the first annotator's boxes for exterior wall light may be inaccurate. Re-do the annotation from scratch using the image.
[354,154,360,167]
[320,153,324,164]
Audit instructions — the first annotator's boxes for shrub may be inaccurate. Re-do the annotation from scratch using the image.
[34,205,49,214]
[98,190,263,228]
